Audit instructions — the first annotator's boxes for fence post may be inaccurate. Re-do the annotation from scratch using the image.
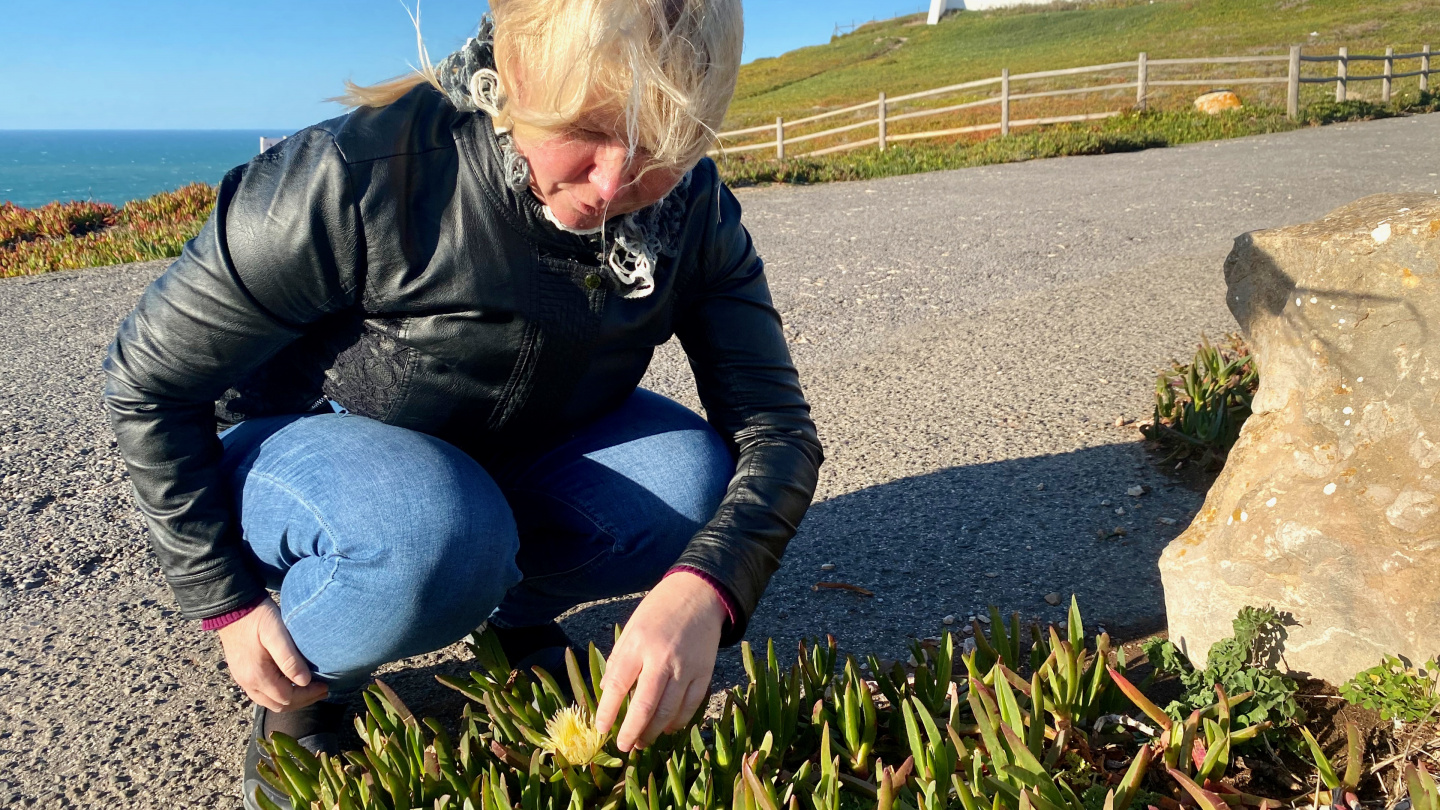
[1287,45,1302,120]
[1000,68,1010,136]
[1136,52,1148,110]
[1336,46,1348,102]
[775,117,784,160]
[877,92,887,152]
[1383,46,1394,102]
[1424,45,1432,93]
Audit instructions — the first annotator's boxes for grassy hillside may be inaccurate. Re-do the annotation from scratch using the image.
[724,0,1440,130]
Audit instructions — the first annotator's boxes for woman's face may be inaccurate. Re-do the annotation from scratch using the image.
[512,118,687,231]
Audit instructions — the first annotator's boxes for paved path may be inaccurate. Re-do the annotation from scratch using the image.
[2,113,1437,807]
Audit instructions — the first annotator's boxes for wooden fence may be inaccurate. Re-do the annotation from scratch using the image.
[714,45,1434,160]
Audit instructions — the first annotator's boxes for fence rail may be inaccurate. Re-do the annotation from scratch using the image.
[714,44,1434,160]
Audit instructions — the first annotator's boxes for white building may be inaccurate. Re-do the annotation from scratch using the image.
[928,0,1056,24]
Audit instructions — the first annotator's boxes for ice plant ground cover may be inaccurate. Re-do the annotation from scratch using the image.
[252,600,1440,810]
[0,183,215,278]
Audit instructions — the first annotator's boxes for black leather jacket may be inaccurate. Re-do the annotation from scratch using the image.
[102,84,822,643]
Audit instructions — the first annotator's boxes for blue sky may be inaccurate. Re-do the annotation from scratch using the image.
[0,0,927,130]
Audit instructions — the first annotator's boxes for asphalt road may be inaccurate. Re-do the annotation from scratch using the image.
[2,112,1438,807]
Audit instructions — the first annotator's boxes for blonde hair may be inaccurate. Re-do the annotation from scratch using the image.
[336,0,743,171]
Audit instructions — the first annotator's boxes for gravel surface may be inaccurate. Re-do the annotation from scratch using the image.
[3,112,1438,807]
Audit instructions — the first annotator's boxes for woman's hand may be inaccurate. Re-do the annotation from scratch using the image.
[594,571,727,751]
[216,599,329,712]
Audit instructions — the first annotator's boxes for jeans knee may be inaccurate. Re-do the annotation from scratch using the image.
[390,494,522,615]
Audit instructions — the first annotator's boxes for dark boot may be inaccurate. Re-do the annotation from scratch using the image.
[242,700,347,810]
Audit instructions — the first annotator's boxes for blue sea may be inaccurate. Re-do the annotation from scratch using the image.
[0,130,287,209]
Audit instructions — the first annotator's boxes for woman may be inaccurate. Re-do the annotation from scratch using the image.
[102,0,821,807]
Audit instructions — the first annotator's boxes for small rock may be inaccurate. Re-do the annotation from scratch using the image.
[1115,416,1133,427]
[820,563,836,571]
[1035,483,1045,491]
[1158,517,1178,526]
[1114,507,1126,516]
[961,637,977,654]
[942,614,956,625]
[908,654,920,667]
[984,572,997,578]
[1194,89,1243,114]
[962,624,974,635]
[1058,620,1068,630]
[1100,499,1111,507]
[977,614,991,624]
[1127,486,1145,497]
[1113,527,1128,537]
[1044,592,1062,606]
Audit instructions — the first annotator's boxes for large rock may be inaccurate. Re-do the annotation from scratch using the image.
[1160,193,1440,685]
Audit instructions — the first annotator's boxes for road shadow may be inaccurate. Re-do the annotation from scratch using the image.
[362,440,1207,730]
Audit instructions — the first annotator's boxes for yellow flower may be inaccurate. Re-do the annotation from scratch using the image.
[542,705,608,766]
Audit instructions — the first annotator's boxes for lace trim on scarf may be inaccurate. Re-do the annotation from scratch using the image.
[433,19,689,299]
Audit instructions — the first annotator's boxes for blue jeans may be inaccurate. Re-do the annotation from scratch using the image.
[218,389,733,693]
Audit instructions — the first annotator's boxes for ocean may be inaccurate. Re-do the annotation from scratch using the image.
[0,130,286,209]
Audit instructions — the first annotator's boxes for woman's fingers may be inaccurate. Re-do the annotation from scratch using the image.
[595,639,642,735]
[217,599,327,713]
[617,666,674,751]
[667,679,709,733]
[256,608,313,688]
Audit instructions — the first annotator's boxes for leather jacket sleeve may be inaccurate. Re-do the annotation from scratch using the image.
[672,178,825,644]
[102,130,362,620]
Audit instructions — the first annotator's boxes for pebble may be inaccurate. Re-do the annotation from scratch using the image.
[820,563,836,571]
[984,572,997,578]
[1127,486,1145,497]
[1035,483,1045,491]
[977,614,991,625]
[1114,507,1125,516]
[1044,592,1062,606]
[961,637,977,654]
[1157,517,1177,525]
[942,615,956,625]
[1100,499,1111,507]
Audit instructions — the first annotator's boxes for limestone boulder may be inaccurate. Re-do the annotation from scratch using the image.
[1160,193,1440,685]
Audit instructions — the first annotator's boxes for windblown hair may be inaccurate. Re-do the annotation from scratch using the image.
[336,0,743,171]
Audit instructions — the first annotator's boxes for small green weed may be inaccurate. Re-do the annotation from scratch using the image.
[1341,656,1440,724]
[1141,606,1301,731]
[1143,333,1258,464]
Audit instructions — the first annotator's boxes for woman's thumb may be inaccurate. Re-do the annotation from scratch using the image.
[257,607,313,687]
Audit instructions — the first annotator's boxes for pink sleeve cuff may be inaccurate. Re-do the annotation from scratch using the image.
[200,595,270,631]
[665,566,738,627]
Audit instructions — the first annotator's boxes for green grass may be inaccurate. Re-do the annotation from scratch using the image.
[725,0,1440,130]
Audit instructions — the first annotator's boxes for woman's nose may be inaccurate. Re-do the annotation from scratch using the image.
[590,144,634,203]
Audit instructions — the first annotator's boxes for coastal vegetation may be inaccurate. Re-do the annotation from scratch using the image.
[0,183,214,278]
[251,601,1440,810]
[722,0,1440,130]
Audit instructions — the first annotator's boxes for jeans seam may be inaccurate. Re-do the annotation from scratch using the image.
[279,555,343,622]
[246,470,349,618]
